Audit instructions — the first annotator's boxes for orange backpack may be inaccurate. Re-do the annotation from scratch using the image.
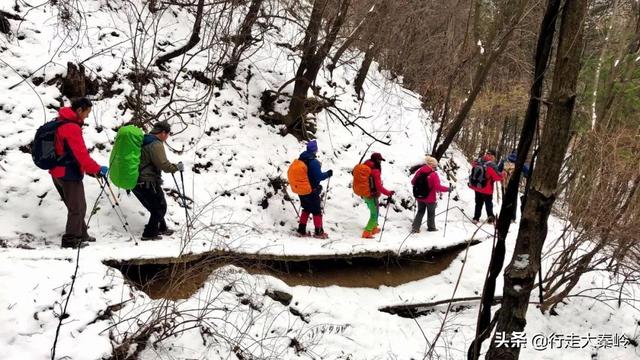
[352,163,373,197]
[287,159,312,195]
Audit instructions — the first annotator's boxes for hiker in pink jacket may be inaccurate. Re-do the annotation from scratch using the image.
[411,156,452,232]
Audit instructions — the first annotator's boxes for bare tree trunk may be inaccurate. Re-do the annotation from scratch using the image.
[431,81,454,155]
[286,0,327,139]
[590,1,615,129]
[432,48,504,160]
[487,1,587,359]
[354,43,376,99]
[222,0,264,80]
[0,11,11,34]
[596,5,640,131]
[432,1,527,161]
[148,0,158,13]
[286,0,351,139]
[329,1,379,72]
[467,1,562,359]
[155,0,205,68]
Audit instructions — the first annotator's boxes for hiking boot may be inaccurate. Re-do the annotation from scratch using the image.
[83,235,96,242]
[296,223,307,237]
[159,228,175,236]
[141,234,162,241]
[313,228,329,239]
[487,216,496,224]
[427,227,438,232]
[61,237,88,249]
[411,228,420,234]
[471,219,479,225]
[371,226,381,235]
[361,230,374,239]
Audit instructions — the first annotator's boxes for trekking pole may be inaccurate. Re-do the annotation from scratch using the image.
[283,188,300,218]
[377,195,392,243]
[87,176,109,226]
[179,169,192,238]
[172,173,191,238]
[99,176,138,244]
[104,178,133,229]
[322,177,331,210]
[443,189,452,238]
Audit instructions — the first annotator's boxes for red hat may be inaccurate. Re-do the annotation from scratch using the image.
[371,152,385,162]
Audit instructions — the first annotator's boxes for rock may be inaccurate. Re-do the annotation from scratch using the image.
[265,289,292,306]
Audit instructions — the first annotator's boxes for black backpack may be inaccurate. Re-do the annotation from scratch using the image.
[31,120,69,170]
[468,161,487,188]
[412,170,431,199]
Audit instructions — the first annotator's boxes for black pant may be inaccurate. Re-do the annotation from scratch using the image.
[52,176,89,240]
[473,192,494,221]
[299,187,322,215]
[132,182,167,236]
[412,201,437,231]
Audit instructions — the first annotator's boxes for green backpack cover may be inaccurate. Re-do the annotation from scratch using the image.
[109,125,144,189]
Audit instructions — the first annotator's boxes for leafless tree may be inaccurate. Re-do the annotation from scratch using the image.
[488,0,588,358]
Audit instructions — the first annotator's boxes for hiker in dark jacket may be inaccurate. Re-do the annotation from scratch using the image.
[50,98,108,248]
[132,121,182,240]
[469,150,503,224]
[498,151,532,222]
[411,156,452,233]
[361,152,394,239]
[296,140,333,239]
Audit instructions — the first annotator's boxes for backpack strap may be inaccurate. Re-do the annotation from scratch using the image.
[56,119,75,165]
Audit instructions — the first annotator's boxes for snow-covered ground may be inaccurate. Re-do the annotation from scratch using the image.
[0,1,638,359]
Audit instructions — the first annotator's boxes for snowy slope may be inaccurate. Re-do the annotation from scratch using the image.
[0,1,638,359]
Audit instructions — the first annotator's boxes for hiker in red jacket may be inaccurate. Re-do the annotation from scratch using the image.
[361,152,394,239]
[411,156,452,233]
[469,150,503,224]
[50,98,108,248]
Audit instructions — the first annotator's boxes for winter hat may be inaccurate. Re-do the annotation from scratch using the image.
[371,152,385,162]
[508,153,517,162]
[150,121,171,134]
[307,139,318,153]
[425,156,438,168]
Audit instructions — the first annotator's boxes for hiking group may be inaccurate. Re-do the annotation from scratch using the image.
[468,149,530,225]
[287,140,453,239]
[34,99,526,248]
[32,98,183,248]
[287,140,526,239]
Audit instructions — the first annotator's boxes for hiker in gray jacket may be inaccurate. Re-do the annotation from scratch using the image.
[132,121,183,240]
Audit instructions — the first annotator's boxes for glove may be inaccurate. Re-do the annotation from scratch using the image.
[99,166,109,177]
[385,196,394,207]
[327,169,333,178]
[176,162,184,172]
